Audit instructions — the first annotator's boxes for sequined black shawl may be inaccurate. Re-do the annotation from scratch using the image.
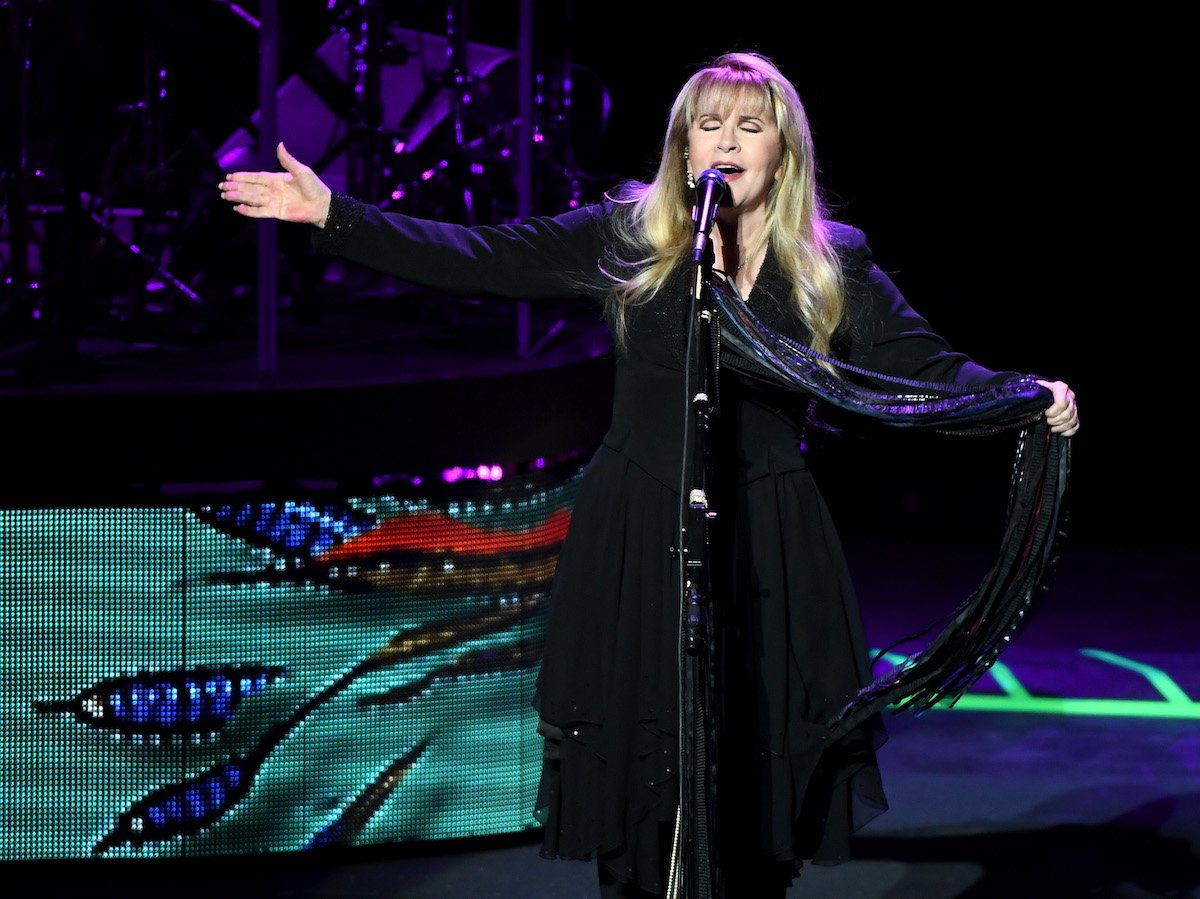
[710,272,1072,743]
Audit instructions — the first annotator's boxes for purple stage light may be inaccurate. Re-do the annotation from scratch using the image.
[442,464,504,483]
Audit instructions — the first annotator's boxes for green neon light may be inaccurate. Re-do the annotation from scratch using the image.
[1078,648,1193,703]
[873,648,1200,720]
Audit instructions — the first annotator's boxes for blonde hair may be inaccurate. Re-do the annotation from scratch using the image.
[602,51,846,358]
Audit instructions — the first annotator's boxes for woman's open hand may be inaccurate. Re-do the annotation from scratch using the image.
[218,142,332,228]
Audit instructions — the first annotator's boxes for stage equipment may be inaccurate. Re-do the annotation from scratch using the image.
[214,3,612,359]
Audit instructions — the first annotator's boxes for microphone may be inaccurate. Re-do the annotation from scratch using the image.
[691,168,727,264]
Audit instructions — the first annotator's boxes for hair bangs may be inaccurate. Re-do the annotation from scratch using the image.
[686,74,776,127]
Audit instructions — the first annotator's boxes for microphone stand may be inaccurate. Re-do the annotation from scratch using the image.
[669,175,724,899]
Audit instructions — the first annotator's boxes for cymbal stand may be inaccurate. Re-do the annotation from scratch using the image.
[0,1,38,353]
[89,14,207,329]
[313,0,413,203]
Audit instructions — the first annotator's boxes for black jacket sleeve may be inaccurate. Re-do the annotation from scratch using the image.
[311,194,614,302]
[831,222,1016,387]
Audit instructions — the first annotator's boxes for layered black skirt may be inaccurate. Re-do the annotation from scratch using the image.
[533,429,888,894]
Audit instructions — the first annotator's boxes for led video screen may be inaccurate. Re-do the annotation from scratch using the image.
[1,466,583,861]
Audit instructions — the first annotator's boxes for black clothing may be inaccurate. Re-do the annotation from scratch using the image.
[314,196,1007,893]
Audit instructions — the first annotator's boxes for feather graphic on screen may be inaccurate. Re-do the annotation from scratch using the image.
[198,503,571,593]
[92,594,545,853]
[32,665,286,738]
[305,739,432,849]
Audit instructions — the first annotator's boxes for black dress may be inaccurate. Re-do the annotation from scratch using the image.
[313,196,1007,893]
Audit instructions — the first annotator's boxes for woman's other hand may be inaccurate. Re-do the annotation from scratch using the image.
[1037,380,1079,436]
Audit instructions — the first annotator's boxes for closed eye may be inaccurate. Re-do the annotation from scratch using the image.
[701,123,764,133]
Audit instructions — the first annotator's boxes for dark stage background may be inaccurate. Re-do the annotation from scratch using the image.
[0,1,1187,544]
